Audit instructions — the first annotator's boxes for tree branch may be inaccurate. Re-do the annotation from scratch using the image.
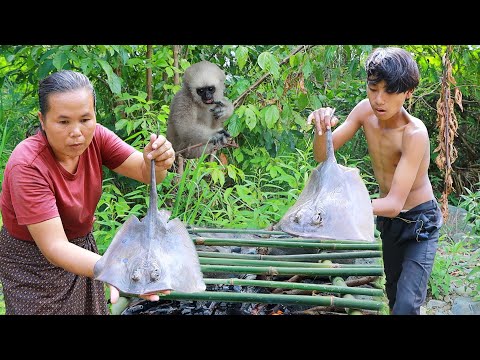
[233,45,314,108]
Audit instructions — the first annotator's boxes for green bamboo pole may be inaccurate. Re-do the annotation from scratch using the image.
[332,276,364,315]
[343,294,364,315]
[199,257,382,269]
[192,236,376,245]
[188,228,377,244]
[160,291,386,311]
[194,238,380,250]
[204,278,384,297]
[200,264,383,276]
[189,227,286,235]
[196,250,382,261]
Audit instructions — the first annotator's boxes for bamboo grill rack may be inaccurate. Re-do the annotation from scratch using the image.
[145,227,388,315]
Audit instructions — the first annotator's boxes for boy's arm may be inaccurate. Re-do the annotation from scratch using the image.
[372,129,429,217]
[309,101,366,162]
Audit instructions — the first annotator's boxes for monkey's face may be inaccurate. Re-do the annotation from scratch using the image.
[196,86,216,105]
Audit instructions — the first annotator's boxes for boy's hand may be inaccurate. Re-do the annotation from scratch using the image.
[307,107,339,136]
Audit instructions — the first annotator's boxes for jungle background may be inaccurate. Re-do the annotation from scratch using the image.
[0,45,479,315]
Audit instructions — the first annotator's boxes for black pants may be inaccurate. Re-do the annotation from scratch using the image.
[376,200,443,314]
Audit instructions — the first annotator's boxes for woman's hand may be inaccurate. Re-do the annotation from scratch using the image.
[109,284,171,304]
[143,134,175,172]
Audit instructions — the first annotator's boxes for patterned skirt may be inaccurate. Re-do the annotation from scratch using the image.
[0,226,109,315]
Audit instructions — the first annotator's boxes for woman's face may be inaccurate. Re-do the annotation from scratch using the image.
[39,88,96,162]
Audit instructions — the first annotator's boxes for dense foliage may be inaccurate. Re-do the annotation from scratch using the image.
[0,46,479,307]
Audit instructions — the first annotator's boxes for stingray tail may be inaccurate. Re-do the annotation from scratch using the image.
[148,158,158,215]
[326,128,336,164]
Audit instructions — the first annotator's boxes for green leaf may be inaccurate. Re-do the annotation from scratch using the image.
[223,187,233,202]
[245,106,257,130]
[227,114,242,137]
[127,58,144,66]
[80,57,93,74]
[53,52,68,70]
[115,119,128,131]
[309,96,321,110]
[264,105,279,129]
[296,93,308,109]
[236,46,249,70]
[269,58,280,79]
[211,168,225,186]
[233,148,244,162]
[38,59,54,79]
[97,59,122,94]
[227,165,236,180]
[269,166,278,178]
[125,103,143,114]
[180,59,190,70]
[257,52,270,70]
[302,58,313,79]
[289,53,299,67]
[293,112,306,128]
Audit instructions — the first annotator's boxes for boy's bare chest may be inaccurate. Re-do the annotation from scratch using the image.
[364,126,404,169]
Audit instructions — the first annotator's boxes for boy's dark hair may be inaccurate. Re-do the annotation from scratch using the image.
[365,47,419,93]
[38,70,96,115]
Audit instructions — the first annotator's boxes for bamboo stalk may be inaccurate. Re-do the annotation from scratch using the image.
[204,278,383,296]
[193,238,380,250]
[199,257,382,269]
[332,276,384,315]
[192,235,377,245]
[160,291,386,311]
[282,290,312,295]
[189,227,285,235]
[196,250,382,261]
[200,264,383,277]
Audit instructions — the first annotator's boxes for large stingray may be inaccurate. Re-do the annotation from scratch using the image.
[94,159,206,295]
[276,129,374,242]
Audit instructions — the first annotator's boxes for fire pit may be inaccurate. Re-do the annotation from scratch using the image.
[120,227,386,315]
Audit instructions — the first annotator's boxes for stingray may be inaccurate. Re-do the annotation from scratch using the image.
[94,159,206,295]
[276,128,375,242]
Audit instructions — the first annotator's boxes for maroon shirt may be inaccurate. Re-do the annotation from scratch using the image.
[0,124,136,241]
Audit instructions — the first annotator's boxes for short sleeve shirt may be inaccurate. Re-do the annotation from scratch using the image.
[0,124,136,241]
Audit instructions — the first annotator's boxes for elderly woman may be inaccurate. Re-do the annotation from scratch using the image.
[0,70,175,314]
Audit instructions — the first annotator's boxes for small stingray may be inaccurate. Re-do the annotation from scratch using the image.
[94,159,206,295]
[276,128,374,242]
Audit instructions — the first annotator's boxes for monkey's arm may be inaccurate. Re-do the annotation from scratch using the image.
[170,104,225,150]
[211,97,234,121]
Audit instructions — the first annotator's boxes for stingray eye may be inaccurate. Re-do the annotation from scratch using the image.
[312,213,323,225]
[132,268,142,282]
[150,268,160,281]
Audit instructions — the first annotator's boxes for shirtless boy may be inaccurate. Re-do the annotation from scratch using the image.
[308,47,443,315]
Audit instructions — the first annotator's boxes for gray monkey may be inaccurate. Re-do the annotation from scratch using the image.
[166,60,234,159]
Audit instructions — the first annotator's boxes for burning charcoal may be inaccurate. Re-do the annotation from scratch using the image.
[121,304,145,315]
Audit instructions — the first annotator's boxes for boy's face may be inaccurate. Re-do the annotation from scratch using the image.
[367,80,413,121]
